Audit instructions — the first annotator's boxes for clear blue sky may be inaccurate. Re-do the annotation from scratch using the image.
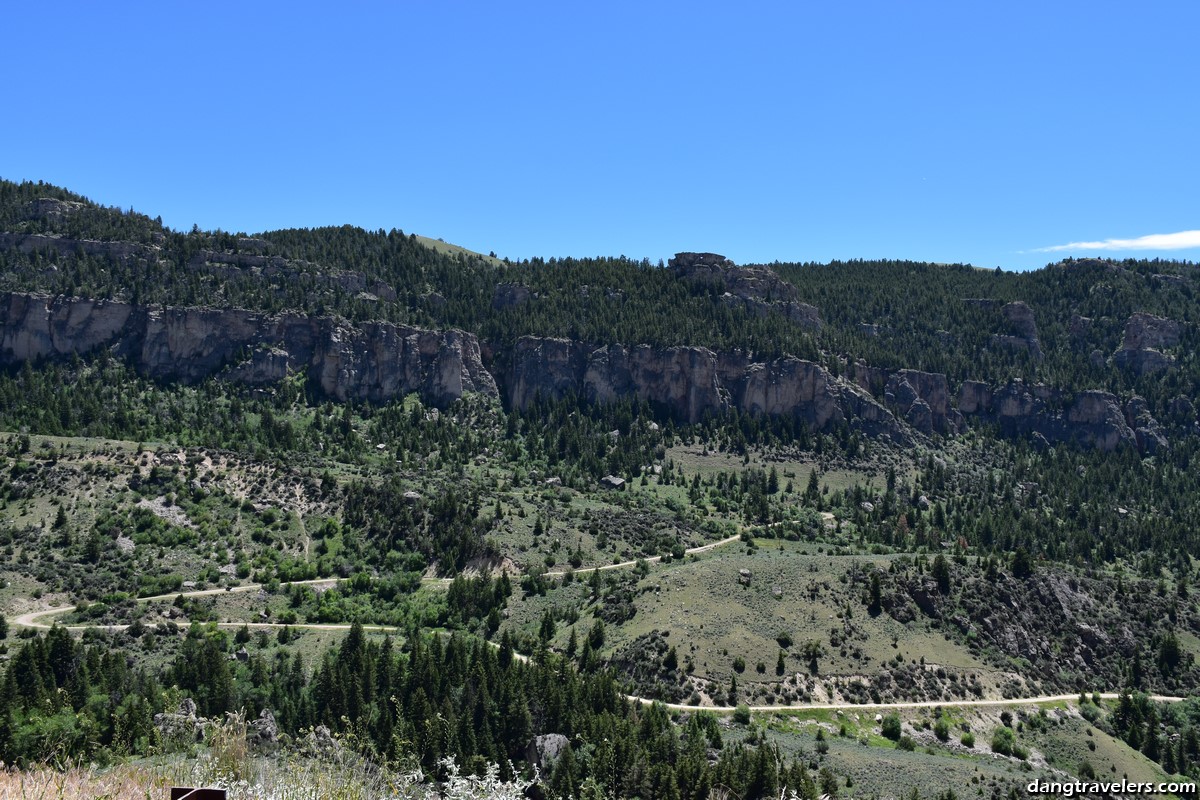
[4,2,1197,270]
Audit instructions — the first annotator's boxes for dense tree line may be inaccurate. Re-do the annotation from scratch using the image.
[0,623,827,799]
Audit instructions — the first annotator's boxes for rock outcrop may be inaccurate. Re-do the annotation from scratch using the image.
[1124,396,1169,454]
[956,379,1160,452]
[154,698,206,743]
[0,292,495,407]
[0,232,159,265]
[492,283,534,310]
[505,336,903,438]
[189,247,399,302]
[526,733,570,773]
[1112,312,1183,375]
[670,252,821,329]
[884,370,964,435]
[990,301,1042,359]
[717,292,822,328]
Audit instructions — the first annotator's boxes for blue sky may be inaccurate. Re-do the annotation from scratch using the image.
[3,2,1197,270]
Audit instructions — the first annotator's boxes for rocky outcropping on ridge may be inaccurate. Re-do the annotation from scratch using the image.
[1112,312,1183,375]
[670,252,822,330]
[993,301,1043,359]
[0,292,495,407]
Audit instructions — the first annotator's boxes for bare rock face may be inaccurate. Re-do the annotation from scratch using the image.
[1,292,135,360]
[1124,396,1169,454]
[1113,312,1183,375]
[1122,313,1183,350]
[990,301,1042,359]
[668,251,736,274]
[526,733,570,773]
[956,380,992,415]
[884,370,964,434]
[1002,301,1039,341]
[506,336,903,439]
[23,197,86,223]
[189,247,398,302]
[956,379,1150,451]
[1152,273,1188,288]
[851,361,886,394]
[0,292,496,408]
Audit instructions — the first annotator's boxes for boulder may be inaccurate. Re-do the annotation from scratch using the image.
[526,733,570,772]
[153,698,206,743]
[251,708,279,745]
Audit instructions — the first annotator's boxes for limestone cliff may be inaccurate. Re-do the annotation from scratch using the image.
[0,292,495,407]
[884,370,964,435]
[505,336,903,438]
[955,379,1156,452]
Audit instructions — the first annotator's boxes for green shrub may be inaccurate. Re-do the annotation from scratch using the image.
[881,714,902,741]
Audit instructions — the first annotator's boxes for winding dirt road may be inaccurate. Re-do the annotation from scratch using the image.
[545,533,744,577]
[10,533,1187,714]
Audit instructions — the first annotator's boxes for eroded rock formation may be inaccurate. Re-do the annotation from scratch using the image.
[1112,312,1183,375]
[0,292,495,407]
[505,336,903,438]
[988,301,1042,359]
[955,379,1159,452]
[884,370,964,434]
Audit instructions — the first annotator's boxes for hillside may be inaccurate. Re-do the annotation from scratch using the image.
[0,179,1198,798]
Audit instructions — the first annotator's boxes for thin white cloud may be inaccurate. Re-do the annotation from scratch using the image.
[1032,229,1200,253]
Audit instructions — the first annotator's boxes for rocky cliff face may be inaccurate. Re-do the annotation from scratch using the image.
[1112,312,1183,375]
[990,301,1043,359]
[0,289,1176,453]
[505,336,903,438]
[885,370,964,435]
[0,292,495,407]
[955,378,1158,452]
